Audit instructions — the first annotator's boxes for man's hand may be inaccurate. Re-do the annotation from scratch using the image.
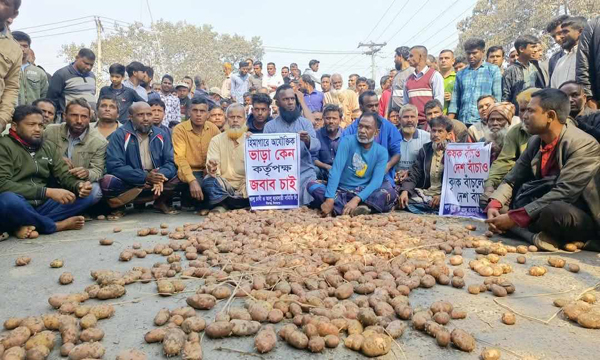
[299,131,310,147]
[146,169,167,185]
[206,159,219,176]
[152,182,163,196]
[189,180,204,201]
[399,191,409,209]
[46,188,76,204]
[320,198,335,216]
[294,90,306,105]
[395,170,408,184]
[444,92,452,102]
[429,195,441,209]
[63,157,74,170]
[78,181,92,198]
[342,196,361,216]
[485,213,516,234]
[69,167,89,179]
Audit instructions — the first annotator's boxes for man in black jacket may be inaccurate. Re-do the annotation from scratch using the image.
[559,80,600,142]
[397,116,453,214]
[546,15,569,80]
[577,16,600,110]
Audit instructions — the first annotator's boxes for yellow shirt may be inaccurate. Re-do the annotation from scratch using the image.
[207,132,247,197]
[172,120,220,183]
[323,89,359,128]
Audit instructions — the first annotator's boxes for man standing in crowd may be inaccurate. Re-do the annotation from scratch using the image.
[48,48,97,121]
[321,74,331,94]
[356,77,369,95]
[102,102,178,215]
[324,73,359,127]
[0,0,21,133]
[378,75,391,117]
[547,15,569,80]
[486,46,505,71]
[209,105,226,132]
[159,75,181,127]
[281,66,291,84]
[348,74,359,92]
[144,66,160,101]
[502,35,546,108]
[397,116,453,214]
[313,104,343,180]
[262,62,284,97]
[172,98,221,211]
[344,91,401,181]
[32,98,56,126]
[12,31,48,106]
[231,61,250,104]
[395,104,431,182]
[560,81,600,142]
[389,46,414,114]
[403,45,445,130]
[221,62,233,99]
[264,84,319,205]
[202,103,249,212]
[249,61,264,90]
[290,63,301,80]
[454,56,468,72]
[94,95,120,139]
[304,59,321,89]
[486,89,600,252]
[148,98,170,137]
[247,93,272,134]
[448,38,502,126]
[123,61,148,101]
[309,112,397,216]
[300,74,324,112]
[183,76,194,98]
[577,15,600,109]
[44,98,106,205]
[551,16,586,88]
[99,63,145,124]
[175,83,191,119]
[438,49,456,113]
[0,105,93,238]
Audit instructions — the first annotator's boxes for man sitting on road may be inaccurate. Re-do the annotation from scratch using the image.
[94,95,121,139]
[485,89,600,252]
[395,104,431,183]
[202,103,249,212]
[397,116,453,214]
[0,105,93,238]
[308,112,397,216]
[44,98,107,205]
[101,102,178,216]
[313,104,343,181]
[473,102,515,163]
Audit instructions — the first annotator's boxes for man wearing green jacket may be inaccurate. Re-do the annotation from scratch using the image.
[0,105,93,239]
[12,31,48,106]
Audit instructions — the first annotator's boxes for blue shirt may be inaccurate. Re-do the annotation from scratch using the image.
[230,73,249,104]
[448,61,502,125]
[313,126,342,166]
[342,115,401,181]
[325,135,388,201]
[304,90,324,112]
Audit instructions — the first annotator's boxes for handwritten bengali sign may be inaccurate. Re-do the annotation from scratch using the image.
[245,133,301,210]
[439,142,491,219]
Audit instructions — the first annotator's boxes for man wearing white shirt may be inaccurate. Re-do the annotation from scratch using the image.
[262,62,284,97]
[123,61,148,101]
[550,16,586,88]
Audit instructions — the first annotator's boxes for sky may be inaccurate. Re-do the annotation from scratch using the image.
[14,0,477,86]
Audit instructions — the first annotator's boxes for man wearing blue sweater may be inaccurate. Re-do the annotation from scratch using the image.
[308,112,398,216]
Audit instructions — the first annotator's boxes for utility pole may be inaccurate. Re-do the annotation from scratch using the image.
[358,42,387,81]
[94,17,103,93]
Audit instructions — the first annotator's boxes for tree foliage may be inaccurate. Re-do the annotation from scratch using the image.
[455,0,600,57]
[60,20,263,88]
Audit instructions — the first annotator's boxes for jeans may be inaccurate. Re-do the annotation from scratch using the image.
[201,176,249,209]
[308,180,397,215]
[0,191,97,234]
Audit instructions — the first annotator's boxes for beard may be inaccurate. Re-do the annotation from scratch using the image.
[433,140,448,151]
[135,123,152,134]
[357,133,375,144]
[394,61,403,71]
[226,125,248,140]
[401,124,416,136]
[280,105,302,123]
[484,126,509,148]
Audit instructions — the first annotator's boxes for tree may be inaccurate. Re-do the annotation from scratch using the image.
[455,0,600,57]
[60,20,263,89]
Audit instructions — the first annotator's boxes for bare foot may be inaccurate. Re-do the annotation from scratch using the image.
[153,201,179,215]
[15,226,36,239]
[56,216,86,232]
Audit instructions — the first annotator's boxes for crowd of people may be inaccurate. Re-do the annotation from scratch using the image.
[0,1,599,252]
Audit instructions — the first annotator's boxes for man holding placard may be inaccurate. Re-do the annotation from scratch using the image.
[308,112,396,216]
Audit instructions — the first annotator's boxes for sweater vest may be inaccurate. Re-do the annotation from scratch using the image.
[405,68,435,127]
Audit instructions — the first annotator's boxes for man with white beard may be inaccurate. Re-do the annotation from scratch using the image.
[475,102,515,164]
[395,104,430,182]
[201,103,250,212]
[308,112,397,216]
[323,73,359,127]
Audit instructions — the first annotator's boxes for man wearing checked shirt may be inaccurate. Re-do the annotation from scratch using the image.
[448,38,502,126]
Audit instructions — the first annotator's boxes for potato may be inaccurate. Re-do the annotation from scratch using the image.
[248,303,269,322]
[433,312,450,325]
[577,313,600,329]
[157,280,175,295]
[385,320,406,339]
[163,328,186,356]
[502,312,516,325]
[144,328,166,343]
[89,304,114,320]
[154,308,170,326]
[267,309,284,323]
[481,347,502,360]
[548,257,566,268]
[99,238,113,246]
[450,309,467,320]
[450,328,475,352]
[4,318,22,330]
[181,316,206,333]
[205,321,233,338]
[116,349,147,360]
[119,250,133,261]
[25,345,50,360]
[303,323,318,338]
[344,334,365,351]
[553,298,568,308]
[358,308,378,327]
[96,284,126,300]
[347,319,363,335]
[516,256,526,264]
[308,336,325,353]
[564,243,577,252]
[24,330,55,351]
[211,286,232,299]
[2,326,31,348]
[137,228,150,236]
[420,274,436,288]
[68,342,105,360]
[3,347,25,360]
[50,259,64,268]
[231,320,261,336]
[182,341,202,360]
[79,314,97,329]
[528,266,547,276]
[41,314,60,331]
[59,323,79,344]
[315,321,338,337]
[79,328,104,342]
[254,325,277,353]
[286,330,309,349]
[449,255,463,265]
[113,227,121,232]
[491,284,508,297]
[451,277,465,288]
[567,263,580,273]
[468,285,480,295]
[186,294,216,310]
[361,334,392,357]
[581,293,596,304]
[60,343,75,357]
[15,256,31,266]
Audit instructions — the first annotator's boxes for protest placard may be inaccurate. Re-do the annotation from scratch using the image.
[439,142,491,219]
[245,133,301,210]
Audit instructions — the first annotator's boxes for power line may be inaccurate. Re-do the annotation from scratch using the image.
[26,20,95,35]
[429,31,459,51]
[263,46,362,55]
[14,16,95,31]
[31,28,96,39]
[373,0,410,42]
[362,0,397,42]
[400,0,460,46]
[418,3,475,45]
[384,0,433,44]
